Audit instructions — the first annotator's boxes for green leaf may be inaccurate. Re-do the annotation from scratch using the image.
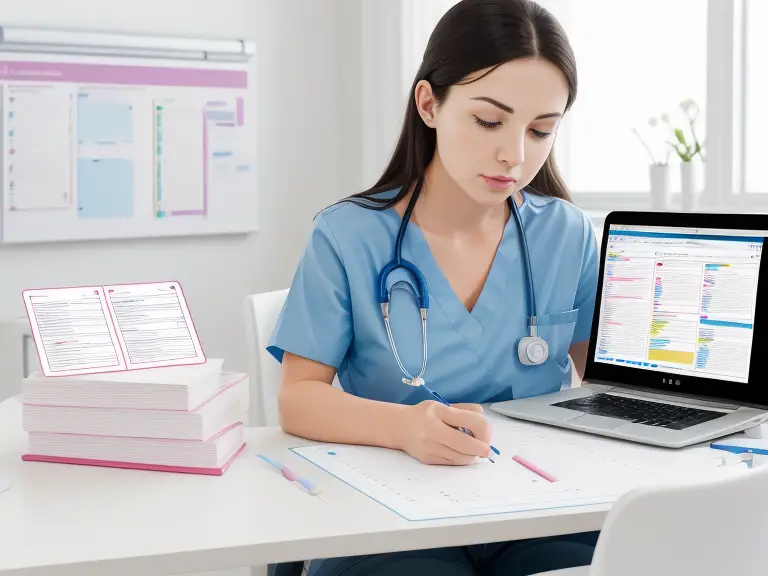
[674,128,686,145]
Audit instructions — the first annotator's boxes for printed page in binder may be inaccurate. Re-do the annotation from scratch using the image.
[291,421,742,521]
[22,281,206,377]
[4,84,73,212]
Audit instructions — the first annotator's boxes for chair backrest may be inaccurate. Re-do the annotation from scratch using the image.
[245,288,343,427]
[244,289,289,427]
[589,463,768,576]
[568,355,580,388]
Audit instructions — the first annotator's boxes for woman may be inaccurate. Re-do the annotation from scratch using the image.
[267,0,600,574]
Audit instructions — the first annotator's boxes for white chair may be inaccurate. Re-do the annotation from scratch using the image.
[568,355,581,388]
[245,288,347,428]
[243,288,315,576]
[244,288,290,427]
[533,464,768,576]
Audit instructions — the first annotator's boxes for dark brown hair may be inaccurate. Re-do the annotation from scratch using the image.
[344,0,577,209]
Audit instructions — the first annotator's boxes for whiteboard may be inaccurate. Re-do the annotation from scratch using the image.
[0,52,257,244]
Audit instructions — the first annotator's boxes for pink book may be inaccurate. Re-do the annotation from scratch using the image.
[22,359,226,411]
[23,422,245,476]
[22,371,249,441]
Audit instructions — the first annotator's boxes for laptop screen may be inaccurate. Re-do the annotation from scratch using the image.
[593,224,764,385]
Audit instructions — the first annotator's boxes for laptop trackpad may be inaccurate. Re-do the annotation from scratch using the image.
[569,414,626,430]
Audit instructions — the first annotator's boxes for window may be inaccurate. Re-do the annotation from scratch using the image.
[744,0,768,194]
[551,1,706,195]
[398,0,760,213]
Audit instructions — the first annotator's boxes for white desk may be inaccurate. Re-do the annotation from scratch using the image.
[0,396,609,576]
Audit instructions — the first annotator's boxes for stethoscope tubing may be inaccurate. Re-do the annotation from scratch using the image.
[378,175,542,386]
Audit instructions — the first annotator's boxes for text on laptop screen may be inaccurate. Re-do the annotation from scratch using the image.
[594,225,765,384]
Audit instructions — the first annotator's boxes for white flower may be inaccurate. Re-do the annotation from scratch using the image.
[680,99,698,116]
[648,117,658,127]
[660,113,670,123]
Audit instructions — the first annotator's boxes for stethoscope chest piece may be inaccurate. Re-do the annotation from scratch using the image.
[518,315,548,365]
[518,335,549,366]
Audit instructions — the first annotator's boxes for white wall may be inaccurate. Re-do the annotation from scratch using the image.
[0,0,364,396]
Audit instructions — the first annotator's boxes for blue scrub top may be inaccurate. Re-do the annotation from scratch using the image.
[267,188,599,405]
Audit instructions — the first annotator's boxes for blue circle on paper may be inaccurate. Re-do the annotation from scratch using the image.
[327,451,336,456]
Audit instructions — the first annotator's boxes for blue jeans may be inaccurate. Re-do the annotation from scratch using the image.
[306,531,600,576]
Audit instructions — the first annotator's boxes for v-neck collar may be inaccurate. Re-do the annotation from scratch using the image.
[384,190,529,348]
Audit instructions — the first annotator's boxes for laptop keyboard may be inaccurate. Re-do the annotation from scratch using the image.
[552,393,727,430]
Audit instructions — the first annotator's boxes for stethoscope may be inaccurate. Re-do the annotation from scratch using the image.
[378,175,548,389]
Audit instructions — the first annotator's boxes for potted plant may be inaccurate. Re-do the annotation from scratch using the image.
[666,99,704,210]
[633,99,705,211]
[632,118,671,210]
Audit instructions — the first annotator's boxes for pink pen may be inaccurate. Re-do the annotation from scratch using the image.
[257,454,326,499]
[512,454,558,483]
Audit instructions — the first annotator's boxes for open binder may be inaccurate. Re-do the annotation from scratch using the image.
[22,280,206,377]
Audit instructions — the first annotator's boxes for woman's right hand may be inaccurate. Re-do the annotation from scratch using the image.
[398,400,493,465]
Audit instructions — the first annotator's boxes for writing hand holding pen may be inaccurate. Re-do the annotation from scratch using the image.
[398,398,499,465]
[449,403,501,460]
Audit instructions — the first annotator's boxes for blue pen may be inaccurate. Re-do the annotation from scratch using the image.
[710,442,768,456]
[426,387,501,463]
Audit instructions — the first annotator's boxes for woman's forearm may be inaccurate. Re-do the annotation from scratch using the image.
[277,380,410,449]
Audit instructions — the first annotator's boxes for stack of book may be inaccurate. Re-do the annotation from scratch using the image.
[20,358,249,475]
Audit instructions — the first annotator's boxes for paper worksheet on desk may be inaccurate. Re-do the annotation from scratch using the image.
[291,421,744,521]
[22,281,206,377]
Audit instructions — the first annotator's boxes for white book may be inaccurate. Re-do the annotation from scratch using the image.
[22,371,249,441]
[22,358,224,411]
[24,422,245,476]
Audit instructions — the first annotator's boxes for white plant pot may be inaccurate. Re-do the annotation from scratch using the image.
[680,161,696,211]
[649,164,670,210]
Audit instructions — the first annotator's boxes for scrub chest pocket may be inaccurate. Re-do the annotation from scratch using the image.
[535,308,579,371]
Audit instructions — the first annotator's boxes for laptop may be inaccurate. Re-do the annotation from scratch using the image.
[490,210,768,448]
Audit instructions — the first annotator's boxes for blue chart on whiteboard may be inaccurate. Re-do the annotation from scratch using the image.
[0,54,256,243]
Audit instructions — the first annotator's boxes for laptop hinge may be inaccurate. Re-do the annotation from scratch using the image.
[583,380,744,411]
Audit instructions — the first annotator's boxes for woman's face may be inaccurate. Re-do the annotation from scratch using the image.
[418,58,570,207]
